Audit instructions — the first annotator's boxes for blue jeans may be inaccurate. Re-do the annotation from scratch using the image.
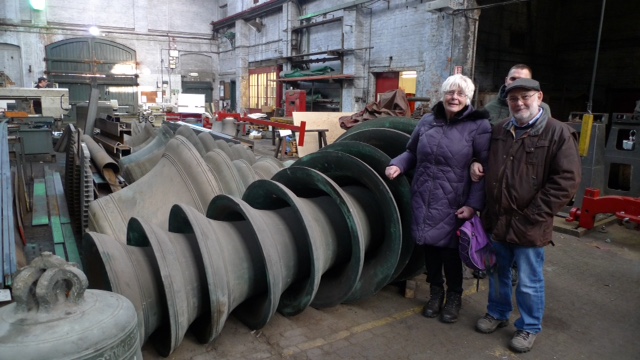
[487,240,546,334]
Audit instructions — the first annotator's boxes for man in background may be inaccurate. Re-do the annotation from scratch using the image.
[483,64,551,125]
[35,76,48,89]
[33,76,49,114]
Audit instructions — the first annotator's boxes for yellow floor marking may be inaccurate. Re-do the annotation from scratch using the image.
[282,307,421,357]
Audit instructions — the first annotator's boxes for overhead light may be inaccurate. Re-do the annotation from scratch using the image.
[29,0,46,11]
[189,73,199,77]
[89,26,100,36]
[401,71,417,78]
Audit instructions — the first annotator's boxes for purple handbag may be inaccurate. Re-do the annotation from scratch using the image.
[457,214,495,272]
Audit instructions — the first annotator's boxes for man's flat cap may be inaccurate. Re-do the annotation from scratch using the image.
[505,78,541,94]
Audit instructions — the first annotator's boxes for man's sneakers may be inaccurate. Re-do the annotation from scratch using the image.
[475,313,508,333]
[476,314,537,352]
[510,330,537,353]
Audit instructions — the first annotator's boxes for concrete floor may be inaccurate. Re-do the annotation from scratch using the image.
[140,222,640,359]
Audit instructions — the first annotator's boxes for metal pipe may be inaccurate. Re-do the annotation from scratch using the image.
[587,0,607,113]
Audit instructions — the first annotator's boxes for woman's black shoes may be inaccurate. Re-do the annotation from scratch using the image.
[440,292,462,323]
[422,286,445,318]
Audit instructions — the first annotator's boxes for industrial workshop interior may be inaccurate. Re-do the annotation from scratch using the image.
[0,0,638,359]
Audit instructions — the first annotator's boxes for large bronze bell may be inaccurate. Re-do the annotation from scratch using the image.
[125,121,157,150]
[175,124,208,156]
[0,252,141,360]
[120,124,174,183]
[88,135,223,240]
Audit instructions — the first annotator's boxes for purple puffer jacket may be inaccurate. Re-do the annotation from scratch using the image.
[390,102,491,248]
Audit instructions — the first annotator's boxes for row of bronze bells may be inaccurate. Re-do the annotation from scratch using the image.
[89,123,287,239]
[121,122,265,184]
[63,121,278,236]
[83,117,425,357]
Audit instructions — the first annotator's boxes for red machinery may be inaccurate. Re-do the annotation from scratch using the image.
[566,188,640,229]
[285,90,306,117]
[213,111,311,147]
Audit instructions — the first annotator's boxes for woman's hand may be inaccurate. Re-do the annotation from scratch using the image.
[470,162,484,182]
[385,165,402,180]
[456,206,475,220]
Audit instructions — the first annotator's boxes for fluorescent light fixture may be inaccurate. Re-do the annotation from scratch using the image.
[29,0,46,11]
[89,26,100,36]
[401,71,417,78]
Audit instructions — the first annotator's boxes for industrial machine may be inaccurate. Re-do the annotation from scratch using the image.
[0,87,70,155]
[285,89,306,117]
[0,87,70,120]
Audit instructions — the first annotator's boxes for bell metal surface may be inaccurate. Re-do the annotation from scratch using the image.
[0,252,141,360]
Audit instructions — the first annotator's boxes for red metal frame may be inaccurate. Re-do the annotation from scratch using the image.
[216,112,241,121]
[215,111,309,146]
[239,116,308,146]
[566,188,640,229]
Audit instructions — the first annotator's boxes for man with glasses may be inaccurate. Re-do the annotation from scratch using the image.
[474,78,580,353]
[484,64,551,125]
[474,64,551,285]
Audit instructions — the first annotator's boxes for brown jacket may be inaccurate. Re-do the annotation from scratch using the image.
[482,112,581,247]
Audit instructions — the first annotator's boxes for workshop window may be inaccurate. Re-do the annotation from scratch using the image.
[249,66,277,111]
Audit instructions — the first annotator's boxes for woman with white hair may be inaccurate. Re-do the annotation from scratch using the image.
[385,74,491,323]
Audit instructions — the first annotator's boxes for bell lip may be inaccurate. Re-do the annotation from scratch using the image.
[320,140,414,282]
[337,127,411,161]
[167,203,231,344]
[335,128,427,282]
[127,217,187,358]
[292,149,402,303]
[335,116,417,142]
[272,166,364,308]
[82,231,151,347]
[205,194,277,331]
[242,179,319,316]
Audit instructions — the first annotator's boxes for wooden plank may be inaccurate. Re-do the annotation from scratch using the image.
[53,172,71,224]
[44,168,65,245]
[292,112,352,157]
[31,178,49,226]
[61,223,82,269]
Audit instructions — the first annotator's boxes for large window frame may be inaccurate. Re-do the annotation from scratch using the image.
[249,66,279,112]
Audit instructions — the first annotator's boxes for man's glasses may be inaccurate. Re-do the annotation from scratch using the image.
[507,92,538,104]
[444,90,467,98]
